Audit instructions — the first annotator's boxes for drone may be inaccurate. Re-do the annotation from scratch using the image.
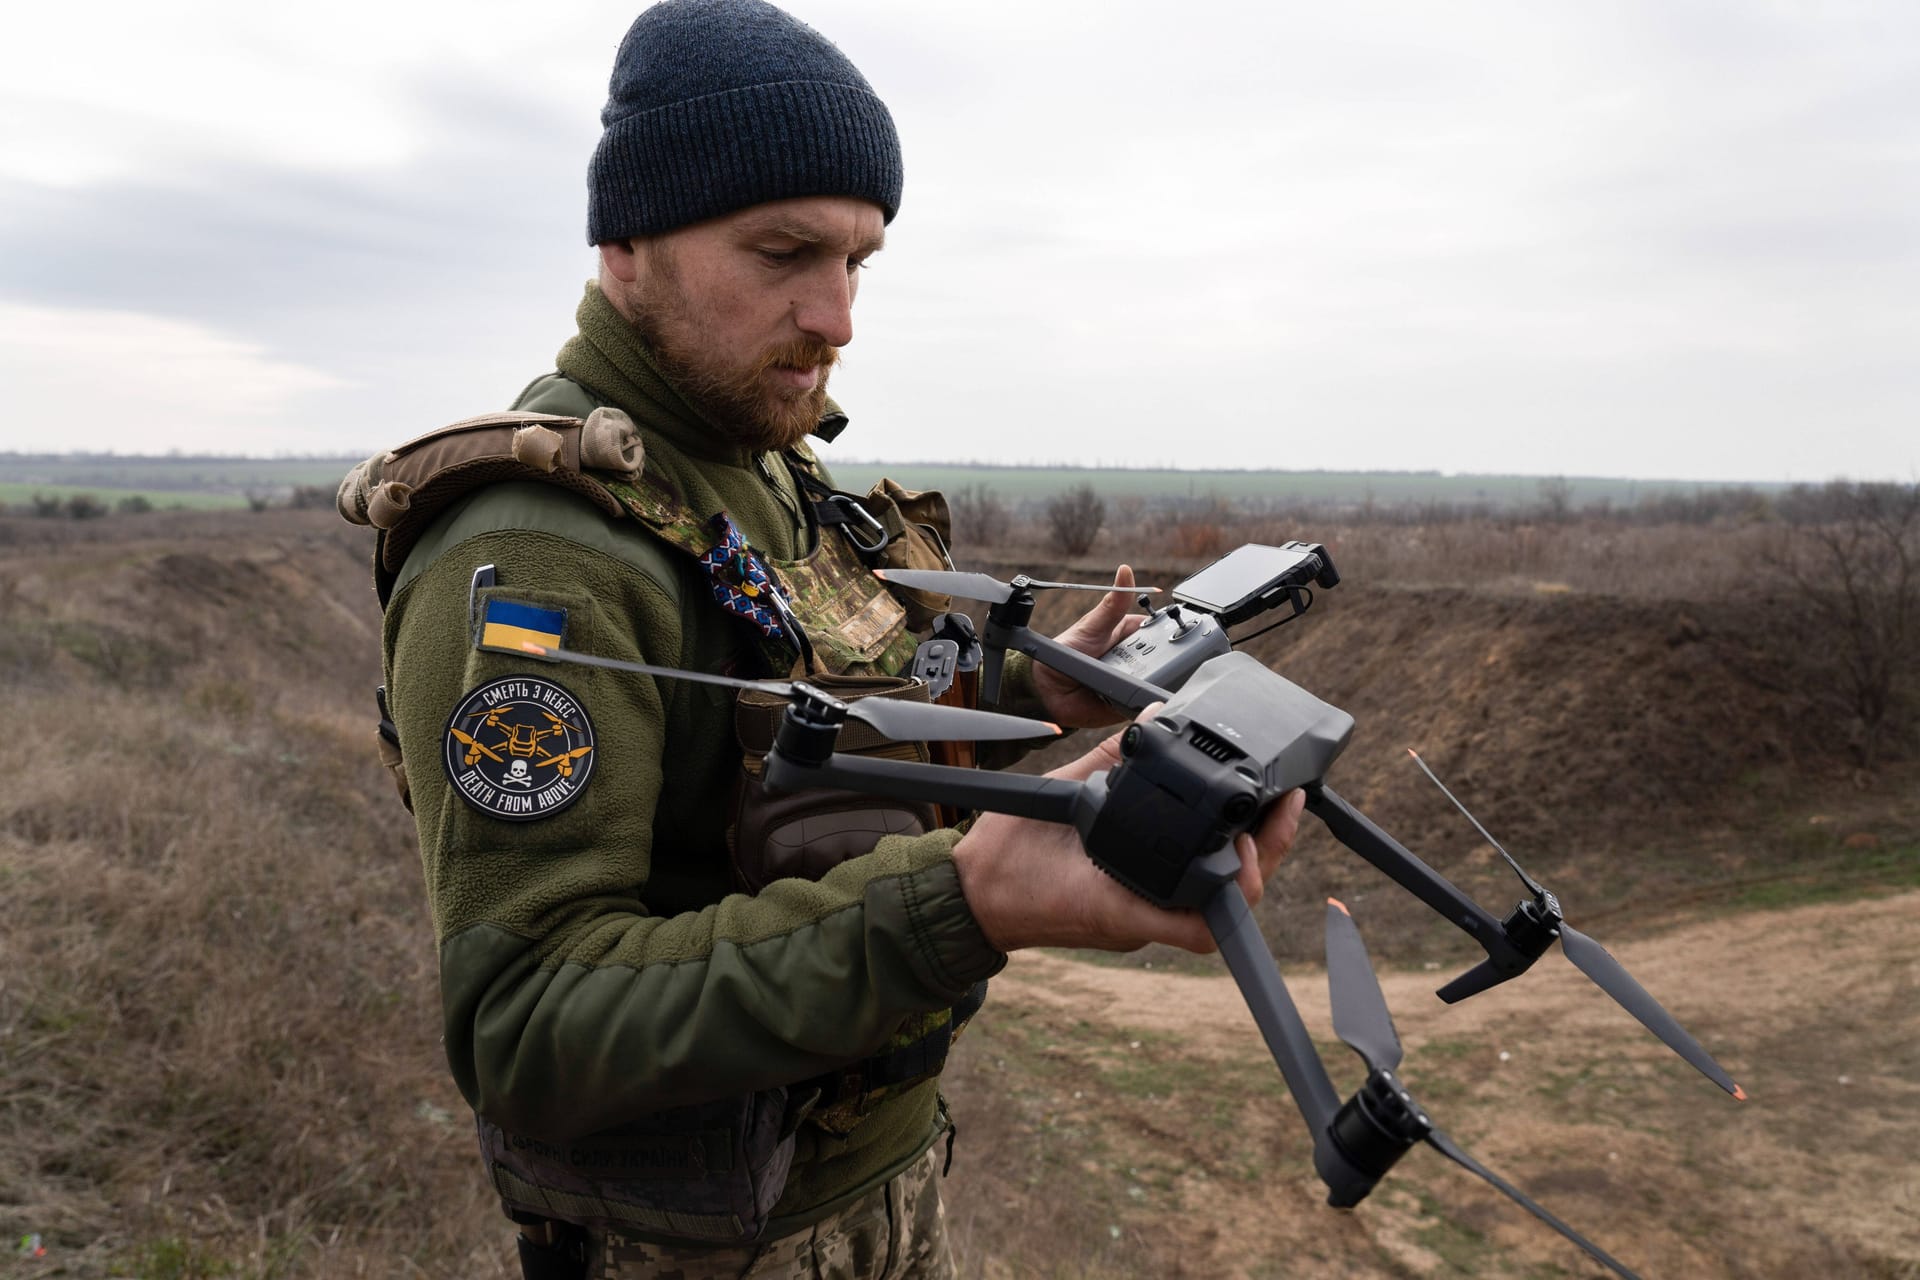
[490,541,1744,1279]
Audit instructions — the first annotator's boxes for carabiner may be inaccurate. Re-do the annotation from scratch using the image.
[828,495,890,555]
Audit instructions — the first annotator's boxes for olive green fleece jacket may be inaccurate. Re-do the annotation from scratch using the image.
[382,284,1031,1228]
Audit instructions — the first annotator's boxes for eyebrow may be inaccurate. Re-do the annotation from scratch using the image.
[747,217,885,257]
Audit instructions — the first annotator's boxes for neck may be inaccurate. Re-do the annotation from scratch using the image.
[557,283,756,464]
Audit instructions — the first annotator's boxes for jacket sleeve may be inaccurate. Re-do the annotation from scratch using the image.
[383,498,1005,1143]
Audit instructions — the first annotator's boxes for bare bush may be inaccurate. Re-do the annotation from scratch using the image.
[1766,480,1920,767]
[115,494,154,515]
[948,482,1010,548]
[64,493,107,520]
[1535,475,1574,523]
[1170,497,1232,560]
[30,492,63,518]
[288,484,334,511]
[1046,483,1105,557]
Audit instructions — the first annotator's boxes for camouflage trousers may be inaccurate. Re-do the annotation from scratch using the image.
[589,1147,953,1280]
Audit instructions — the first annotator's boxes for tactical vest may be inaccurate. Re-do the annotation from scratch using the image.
[339,406,983,1242]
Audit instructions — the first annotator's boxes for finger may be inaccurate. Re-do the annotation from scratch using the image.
[1040,699,1163,791]
[1259,789,1306,880]
[1235,833,1265,907]
[1061,565,1137,647]
[1235,788,1306,906]
[1044,729,1121,783]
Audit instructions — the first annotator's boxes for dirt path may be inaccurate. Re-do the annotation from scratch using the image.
[978,891,1920,1279]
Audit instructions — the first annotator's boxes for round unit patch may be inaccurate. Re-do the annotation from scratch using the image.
[442,674,596,822]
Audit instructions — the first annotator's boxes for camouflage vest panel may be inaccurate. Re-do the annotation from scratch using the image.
[598,461,918,681]
[595,458,967,1135]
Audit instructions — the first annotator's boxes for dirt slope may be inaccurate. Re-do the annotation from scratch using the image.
[2,513,1912,1276]
[981,558,1908,969]
[946,890,1920,1279]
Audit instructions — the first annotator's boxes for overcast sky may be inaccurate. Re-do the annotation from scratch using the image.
[1,0,1914,482]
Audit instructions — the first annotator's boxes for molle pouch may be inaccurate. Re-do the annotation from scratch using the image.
[337,407,643,605]
[857,480,955,631]
[728,673,941,893]
[476,1086,804,1244]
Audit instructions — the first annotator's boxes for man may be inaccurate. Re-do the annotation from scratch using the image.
[369,2,1303,1276]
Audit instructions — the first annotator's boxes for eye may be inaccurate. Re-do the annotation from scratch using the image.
[757,247,801,266]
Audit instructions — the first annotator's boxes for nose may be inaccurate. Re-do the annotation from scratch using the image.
[792,265,855,348]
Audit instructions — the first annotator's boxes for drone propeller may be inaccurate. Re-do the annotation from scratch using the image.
[512,640,1059,743]
[1407,750,1746,1100]
[874,567,1158,606]
[1324,900,1644,1280]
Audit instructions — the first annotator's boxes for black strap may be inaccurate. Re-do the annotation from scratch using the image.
[784,458,891,558]
[375,685,399,747]
[513,1221,588,1280]
[812,980,990,1104]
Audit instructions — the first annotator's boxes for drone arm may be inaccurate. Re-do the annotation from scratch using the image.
[763,751,1086,825]
[1202,878,1343,1134]
[980,616,1171,712]
[979,643,1007,707]
[1304,785,1523,972]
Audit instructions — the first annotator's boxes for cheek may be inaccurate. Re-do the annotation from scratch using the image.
[707,285,788,344]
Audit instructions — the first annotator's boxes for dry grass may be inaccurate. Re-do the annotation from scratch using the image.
[982,512,1779,602]
[1,508,1915,1279]
[0,514,512,1278]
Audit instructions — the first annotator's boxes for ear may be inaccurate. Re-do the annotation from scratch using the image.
[598,239,640,284]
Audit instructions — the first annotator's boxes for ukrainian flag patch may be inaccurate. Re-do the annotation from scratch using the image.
[478,598,567,654]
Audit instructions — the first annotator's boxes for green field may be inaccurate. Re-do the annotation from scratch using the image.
[0,452,1781,514]
[0,455,354,493]
[821,462,1751,508]
[0,482,249,511]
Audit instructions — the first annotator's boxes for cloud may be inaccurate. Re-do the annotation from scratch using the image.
[0,302,347,453]
[0,1,1915,480]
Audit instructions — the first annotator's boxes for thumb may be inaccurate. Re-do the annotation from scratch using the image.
[1045,699,1165,783]
[1069,564,1136,638]
[1096,564,1137,619]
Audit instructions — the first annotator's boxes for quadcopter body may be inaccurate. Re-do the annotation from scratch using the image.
[493,540,1743,1280]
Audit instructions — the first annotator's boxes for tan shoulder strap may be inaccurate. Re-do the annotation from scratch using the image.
[337,408,644,578]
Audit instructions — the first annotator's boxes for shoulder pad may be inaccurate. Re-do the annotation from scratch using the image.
[338,409,644,578]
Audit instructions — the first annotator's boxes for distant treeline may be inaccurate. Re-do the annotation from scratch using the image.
[0,451,1846,524]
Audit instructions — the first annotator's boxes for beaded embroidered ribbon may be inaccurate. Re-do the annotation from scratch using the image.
[697,512,790,640]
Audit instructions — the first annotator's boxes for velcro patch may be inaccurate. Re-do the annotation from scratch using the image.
[443,674,595,822]
[478,598,567,654]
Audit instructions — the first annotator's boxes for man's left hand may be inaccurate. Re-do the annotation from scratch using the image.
[1031,564,1148,729]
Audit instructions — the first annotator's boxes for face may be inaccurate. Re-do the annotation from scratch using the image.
[601,196,886,453]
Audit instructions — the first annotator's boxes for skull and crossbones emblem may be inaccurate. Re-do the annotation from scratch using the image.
[444,677,598,822]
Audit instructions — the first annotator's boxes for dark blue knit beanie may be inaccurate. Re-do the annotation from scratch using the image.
[587,0,904,243]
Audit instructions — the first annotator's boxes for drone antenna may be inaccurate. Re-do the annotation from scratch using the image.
[1406,749,1543,898]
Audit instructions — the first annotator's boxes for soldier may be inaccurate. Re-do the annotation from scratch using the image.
[354,2,1304,1276]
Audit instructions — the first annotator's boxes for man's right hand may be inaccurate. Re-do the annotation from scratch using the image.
[950,708,1306,955]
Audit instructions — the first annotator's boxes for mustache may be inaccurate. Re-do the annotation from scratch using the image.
[758,338,841,376]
